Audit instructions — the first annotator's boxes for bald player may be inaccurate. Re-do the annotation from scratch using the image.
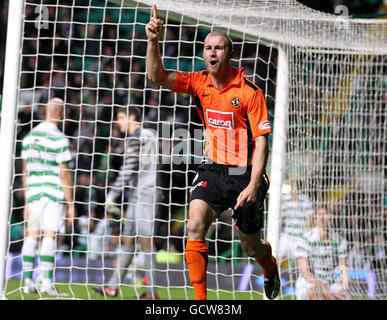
[21,98,74,296]
[145,6,280,300]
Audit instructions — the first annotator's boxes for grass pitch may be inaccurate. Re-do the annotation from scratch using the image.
[5,279,265,300]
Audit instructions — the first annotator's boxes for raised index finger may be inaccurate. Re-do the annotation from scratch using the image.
[152,4,158,18]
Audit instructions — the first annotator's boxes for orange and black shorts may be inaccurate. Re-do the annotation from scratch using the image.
[189,163,269,234]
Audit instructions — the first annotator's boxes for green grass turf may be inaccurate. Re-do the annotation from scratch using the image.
[5,279,267,300]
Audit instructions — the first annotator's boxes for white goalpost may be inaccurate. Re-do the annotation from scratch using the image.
[0,0,24,300]
[0,0,386,300]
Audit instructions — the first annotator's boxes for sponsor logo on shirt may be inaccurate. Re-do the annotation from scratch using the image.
[206,109,234,130]
[258,120,271,130]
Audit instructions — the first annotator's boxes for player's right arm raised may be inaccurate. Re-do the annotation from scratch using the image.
[145,5,177,91]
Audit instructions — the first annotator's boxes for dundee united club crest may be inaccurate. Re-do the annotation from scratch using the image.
[230,97,241,107]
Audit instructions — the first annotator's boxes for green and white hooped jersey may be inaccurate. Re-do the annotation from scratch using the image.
[21,122,72,203]
[281,193,314,238]
[296,228,348,285]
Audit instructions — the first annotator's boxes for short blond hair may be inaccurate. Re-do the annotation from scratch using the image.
[46,97,64,119]
[205,31,233,56]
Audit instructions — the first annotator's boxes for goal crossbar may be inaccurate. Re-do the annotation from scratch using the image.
[115,0,387,54]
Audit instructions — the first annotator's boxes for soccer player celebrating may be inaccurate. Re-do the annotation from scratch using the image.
[21,98,74,295]
[145,5,280,300]
[93,106,159,299]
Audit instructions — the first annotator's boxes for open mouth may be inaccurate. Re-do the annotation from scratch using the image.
[210,60,217,66]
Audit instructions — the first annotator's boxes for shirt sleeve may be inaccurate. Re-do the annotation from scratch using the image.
[246,89,272,137]
[56,137,72,164]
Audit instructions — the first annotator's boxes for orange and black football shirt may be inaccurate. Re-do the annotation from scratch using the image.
[173,67,271,166]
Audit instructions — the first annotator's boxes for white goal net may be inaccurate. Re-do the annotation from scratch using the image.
[1,0,386,300]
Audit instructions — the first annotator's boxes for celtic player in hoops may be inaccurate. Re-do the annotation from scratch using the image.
[21,98,74,295]
[295,206,350,300]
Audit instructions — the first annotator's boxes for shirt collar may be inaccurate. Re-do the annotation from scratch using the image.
[42,121,59,130]
[204,67,244,91]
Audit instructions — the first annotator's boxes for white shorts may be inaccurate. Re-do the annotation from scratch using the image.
[295,276,341,300]
[123,188,157,238]
[27,198,65,232]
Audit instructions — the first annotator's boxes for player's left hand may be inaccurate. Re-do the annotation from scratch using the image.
[234,184,258,210]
